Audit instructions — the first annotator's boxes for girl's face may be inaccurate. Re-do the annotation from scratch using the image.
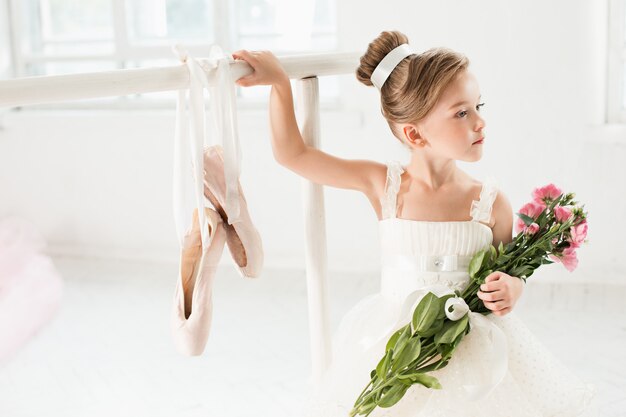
[406,69,486,161]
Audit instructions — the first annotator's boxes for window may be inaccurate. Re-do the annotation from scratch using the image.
[0,0,11,79]
[608,0,626,123]
[6,0,338,108]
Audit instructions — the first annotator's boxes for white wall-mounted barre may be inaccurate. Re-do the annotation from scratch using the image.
[0,50,362,388]
[0,51,360,108]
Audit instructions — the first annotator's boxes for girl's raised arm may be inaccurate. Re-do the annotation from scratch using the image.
[232,50,385,197]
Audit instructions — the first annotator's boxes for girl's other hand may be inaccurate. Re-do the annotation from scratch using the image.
[476,271,524,316]
[231,50,289,87]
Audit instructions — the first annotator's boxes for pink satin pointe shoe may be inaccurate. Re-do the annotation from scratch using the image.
[171,206,226,356]
[203,145,263,278]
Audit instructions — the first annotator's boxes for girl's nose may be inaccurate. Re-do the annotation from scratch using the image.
[475,114,486,131]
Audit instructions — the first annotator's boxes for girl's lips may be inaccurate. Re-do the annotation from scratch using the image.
[473,139,484,144]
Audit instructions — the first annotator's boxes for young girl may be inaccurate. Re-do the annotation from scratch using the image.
[232,30,596,417]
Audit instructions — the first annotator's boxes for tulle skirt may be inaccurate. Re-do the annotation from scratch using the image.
[302,289,598,417]
[0,216,63,365]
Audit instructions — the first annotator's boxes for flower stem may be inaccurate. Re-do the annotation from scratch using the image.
[359,375,399,404]
[353,378,375,408]
[414,346,438,369]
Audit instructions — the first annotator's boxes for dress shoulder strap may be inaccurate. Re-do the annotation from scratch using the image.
[469,175,499,224]
[381,161,404,219]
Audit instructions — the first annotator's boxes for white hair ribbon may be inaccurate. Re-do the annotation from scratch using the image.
[371,43,415,90]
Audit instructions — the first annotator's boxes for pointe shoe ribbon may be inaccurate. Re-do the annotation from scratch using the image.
[172,44,242,251]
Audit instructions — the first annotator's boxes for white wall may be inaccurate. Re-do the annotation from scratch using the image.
[0,0,623,283]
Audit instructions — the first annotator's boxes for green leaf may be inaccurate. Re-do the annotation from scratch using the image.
[391,325,412,361]
[503,241,517,253]
[517,212,535,226]
[438,342,456,360]
[453,328,467,346]
[437,328,468,362]
[391,336,421,372]
[411,373,442,389]
[497,241,504,255]
[385,329,402,353]
[385,325,408,353]
[489,245,497,262]
[412,292,441,333]
[419,318,444,338]
[434,314,469,345]
[376,349,393,379]
[495,255,510,267]
[468,251,485,278]
[479,269,493,282]
[377,383,410,408]
[397,376,413,386]
[397,371,442,389]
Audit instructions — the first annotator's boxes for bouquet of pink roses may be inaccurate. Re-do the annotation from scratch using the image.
[349,184,588,417]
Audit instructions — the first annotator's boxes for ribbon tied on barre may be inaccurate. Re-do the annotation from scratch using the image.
[172,44,242,250]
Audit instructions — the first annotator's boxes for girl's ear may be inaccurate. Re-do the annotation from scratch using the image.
[402,124,426,147]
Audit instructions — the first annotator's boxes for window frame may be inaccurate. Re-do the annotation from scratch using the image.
[608,0,626,123]
[5,0,341,110]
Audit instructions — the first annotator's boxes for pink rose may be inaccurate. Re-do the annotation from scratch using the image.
[515,201,545,234]
[549,247,578,272]
[554,206,573,223]
[525,222,540,235]
[561,247,579,272]
[532,184,563,204]
[567,220,588,249]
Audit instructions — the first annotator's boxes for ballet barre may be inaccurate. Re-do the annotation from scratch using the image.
[0,52,359,107]
[0,50,362,388]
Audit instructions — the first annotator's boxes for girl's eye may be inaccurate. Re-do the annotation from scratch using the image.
[457,102,485,118]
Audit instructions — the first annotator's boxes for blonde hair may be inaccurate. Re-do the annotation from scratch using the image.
[356,30,470,147]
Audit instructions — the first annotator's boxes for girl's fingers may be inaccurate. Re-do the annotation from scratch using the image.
[232,50,258,86]
[232,49,250,57]
[235,75,255,86]
[480,281,503,292]
[481,273,503,291]
[484,300,508,311]
[232,50,255,65]
[493,307,511,316]
[477,289,505,302]
[484,271,503,283]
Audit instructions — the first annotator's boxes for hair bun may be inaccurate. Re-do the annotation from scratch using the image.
[356,30,410,87]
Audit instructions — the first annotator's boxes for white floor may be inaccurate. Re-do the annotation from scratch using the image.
[1,256,625,417]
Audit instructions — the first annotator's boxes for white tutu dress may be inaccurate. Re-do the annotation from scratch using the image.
[303,161,597,417]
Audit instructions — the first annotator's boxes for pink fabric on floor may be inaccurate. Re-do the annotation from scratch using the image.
[0,216,63,365]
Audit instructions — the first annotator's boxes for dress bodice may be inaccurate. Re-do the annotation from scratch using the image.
[378,161,499,301]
